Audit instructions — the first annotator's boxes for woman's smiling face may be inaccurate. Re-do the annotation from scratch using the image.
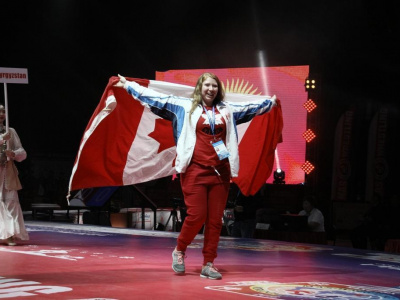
[201,77,218,107]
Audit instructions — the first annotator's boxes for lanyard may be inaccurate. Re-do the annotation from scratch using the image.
[202,105,216,137]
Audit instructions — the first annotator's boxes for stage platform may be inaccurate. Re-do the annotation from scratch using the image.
[1,221,400,299]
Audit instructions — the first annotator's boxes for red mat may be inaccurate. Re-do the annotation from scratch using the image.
[1,221,400,299]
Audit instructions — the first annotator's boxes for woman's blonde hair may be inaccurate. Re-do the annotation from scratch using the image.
[189,72,225,115]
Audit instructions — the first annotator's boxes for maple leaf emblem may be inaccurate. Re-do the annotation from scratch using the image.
[148,118,175,153]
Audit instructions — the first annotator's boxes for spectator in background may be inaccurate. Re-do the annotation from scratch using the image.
[299,196,325,232]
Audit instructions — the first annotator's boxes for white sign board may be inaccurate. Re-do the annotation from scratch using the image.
[0,67,29,84]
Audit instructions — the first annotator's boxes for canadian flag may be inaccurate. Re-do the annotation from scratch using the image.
[68,76,282,197]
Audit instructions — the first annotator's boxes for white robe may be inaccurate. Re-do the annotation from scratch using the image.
[0,127,29,241]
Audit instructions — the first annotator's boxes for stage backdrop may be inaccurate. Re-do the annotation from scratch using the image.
[156,66,309,184]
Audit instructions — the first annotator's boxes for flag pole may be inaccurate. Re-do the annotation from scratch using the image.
[4,82,9,132]
[3,82,10,152]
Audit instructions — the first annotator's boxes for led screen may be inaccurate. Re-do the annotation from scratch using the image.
[156,66,309,184]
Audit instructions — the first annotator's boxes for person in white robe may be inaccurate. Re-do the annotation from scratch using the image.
[0,104,28,246]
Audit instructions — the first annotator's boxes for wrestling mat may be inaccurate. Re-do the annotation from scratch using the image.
[1,221,400,299]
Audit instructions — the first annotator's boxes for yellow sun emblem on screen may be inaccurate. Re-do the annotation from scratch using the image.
[222,78,261,95]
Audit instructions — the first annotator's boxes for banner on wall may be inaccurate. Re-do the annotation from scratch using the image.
[331,110,354,201]
[365,108,389,202]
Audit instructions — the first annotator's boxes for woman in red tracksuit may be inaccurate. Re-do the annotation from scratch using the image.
[116,73,276,279]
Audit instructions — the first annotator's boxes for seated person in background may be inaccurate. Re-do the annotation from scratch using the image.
[298,196,325,232]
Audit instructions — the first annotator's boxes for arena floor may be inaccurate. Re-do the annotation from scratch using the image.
[1,221,400,299]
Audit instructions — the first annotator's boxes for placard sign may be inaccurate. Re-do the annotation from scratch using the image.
[0,67,29,84]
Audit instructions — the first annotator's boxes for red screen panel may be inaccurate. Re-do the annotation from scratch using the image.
[156,66,309,184]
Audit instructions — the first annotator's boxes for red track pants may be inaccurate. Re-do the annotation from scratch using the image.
[177,161,230,265]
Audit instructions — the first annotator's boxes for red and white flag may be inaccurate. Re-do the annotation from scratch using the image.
[68,76,282,197]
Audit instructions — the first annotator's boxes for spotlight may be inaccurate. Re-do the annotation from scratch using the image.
[305,77,316,92]
[273,168,286,184]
